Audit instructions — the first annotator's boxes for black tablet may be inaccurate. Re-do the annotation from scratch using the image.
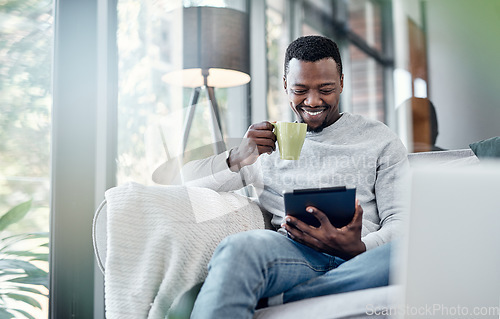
[283,186,356,228]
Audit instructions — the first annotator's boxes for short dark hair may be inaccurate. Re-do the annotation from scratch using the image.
[284,35,343,77]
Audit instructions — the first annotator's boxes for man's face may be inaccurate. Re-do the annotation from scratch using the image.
[283,58,344,132]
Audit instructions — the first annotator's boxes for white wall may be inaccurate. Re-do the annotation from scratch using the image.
[426,0,500,149]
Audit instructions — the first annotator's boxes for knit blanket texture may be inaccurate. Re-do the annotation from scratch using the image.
[104,182,264,318]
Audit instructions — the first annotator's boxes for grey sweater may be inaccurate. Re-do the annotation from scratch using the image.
[181,113,409,250]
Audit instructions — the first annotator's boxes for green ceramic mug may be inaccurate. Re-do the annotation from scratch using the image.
[272,122,307,160]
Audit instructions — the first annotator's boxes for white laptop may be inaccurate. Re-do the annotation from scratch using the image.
[392,161,500,318]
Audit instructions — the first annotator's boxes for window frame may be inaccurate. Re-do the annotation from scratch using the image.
[50,0,117,317]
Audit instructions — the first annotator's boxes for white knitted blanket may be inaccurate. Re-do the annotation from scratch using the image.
[104,182,264,319]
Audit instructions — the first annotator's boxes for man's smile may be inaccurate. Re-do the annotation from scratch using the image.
[303,109,325,116]
[299,105,329,121]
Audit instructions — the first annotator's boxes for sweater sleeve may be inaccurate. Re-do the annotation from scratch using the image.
[179,150,262,193]
[361,138,410,250]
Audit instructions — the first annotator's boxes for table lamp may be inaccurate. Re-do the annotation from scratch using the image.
[162,6,250,155]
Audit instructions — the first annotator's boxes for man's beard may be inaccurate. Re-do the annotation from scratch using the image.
[306,119,328,133]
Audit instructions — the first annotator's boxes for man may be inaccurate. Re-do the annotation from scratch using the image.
[186,35,408,318]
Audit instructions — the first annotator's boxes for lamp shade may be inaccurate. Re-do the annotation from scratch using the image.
[162,6,250,88]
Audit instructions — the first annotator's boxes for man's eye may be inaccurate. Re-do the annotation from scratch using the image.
[320,89,335,94]
[292,89,306,95]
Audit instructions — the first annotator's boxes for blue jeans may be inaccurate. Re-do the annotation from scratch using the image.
[190,229,392,319]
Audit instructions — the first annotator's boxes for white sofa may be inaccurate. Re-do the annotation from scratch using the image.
[92,148,478,318]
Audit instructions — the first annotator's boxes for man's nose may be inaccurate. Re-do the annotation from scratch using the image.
[304,91,321,107]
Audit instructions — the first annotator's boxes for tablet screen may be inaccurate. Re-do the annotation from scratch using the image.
[283,186,356,228]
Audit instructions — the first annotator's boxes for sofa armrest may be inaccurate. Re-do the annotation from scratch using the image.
[92,200,107,273]
[408,148,477,167]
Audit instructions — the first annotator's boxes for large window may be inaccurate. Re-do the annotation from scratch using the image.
[0,0,53,318]
[115,0,181,185]
[349,44,385,122]
[347,0,387,122]
[348,0,383,52]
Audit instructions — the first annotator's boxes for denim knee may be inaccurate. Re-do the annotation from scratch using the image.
[219,229,280,251]
[209,230,281,269]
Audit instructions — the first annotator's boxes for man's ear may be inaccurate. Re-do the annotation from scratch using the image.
[340,74,344,93]
[283,75,287,92]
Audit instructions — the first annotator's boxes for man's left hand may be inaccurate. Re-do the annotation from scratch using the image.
[282,201,366,260]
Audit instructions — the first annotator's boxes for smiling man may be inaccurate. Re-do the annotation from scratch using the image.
[186,35,409,318]
[284,39,343,133]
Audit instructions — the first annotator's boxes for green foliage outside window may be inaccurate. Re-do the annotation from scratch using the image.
[0,0,53,221]
[0,200,49,319]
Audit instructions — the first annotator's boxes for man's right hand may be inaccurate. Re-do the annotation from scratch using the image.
[227,121,276,171]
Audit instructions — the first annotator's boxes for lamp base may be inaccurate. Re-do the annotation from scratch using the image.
[181,85,226,156]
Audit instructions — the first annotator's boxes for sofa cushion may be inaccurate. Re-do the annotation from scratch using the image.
[254,285,400,319]
[469,136,500,159]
